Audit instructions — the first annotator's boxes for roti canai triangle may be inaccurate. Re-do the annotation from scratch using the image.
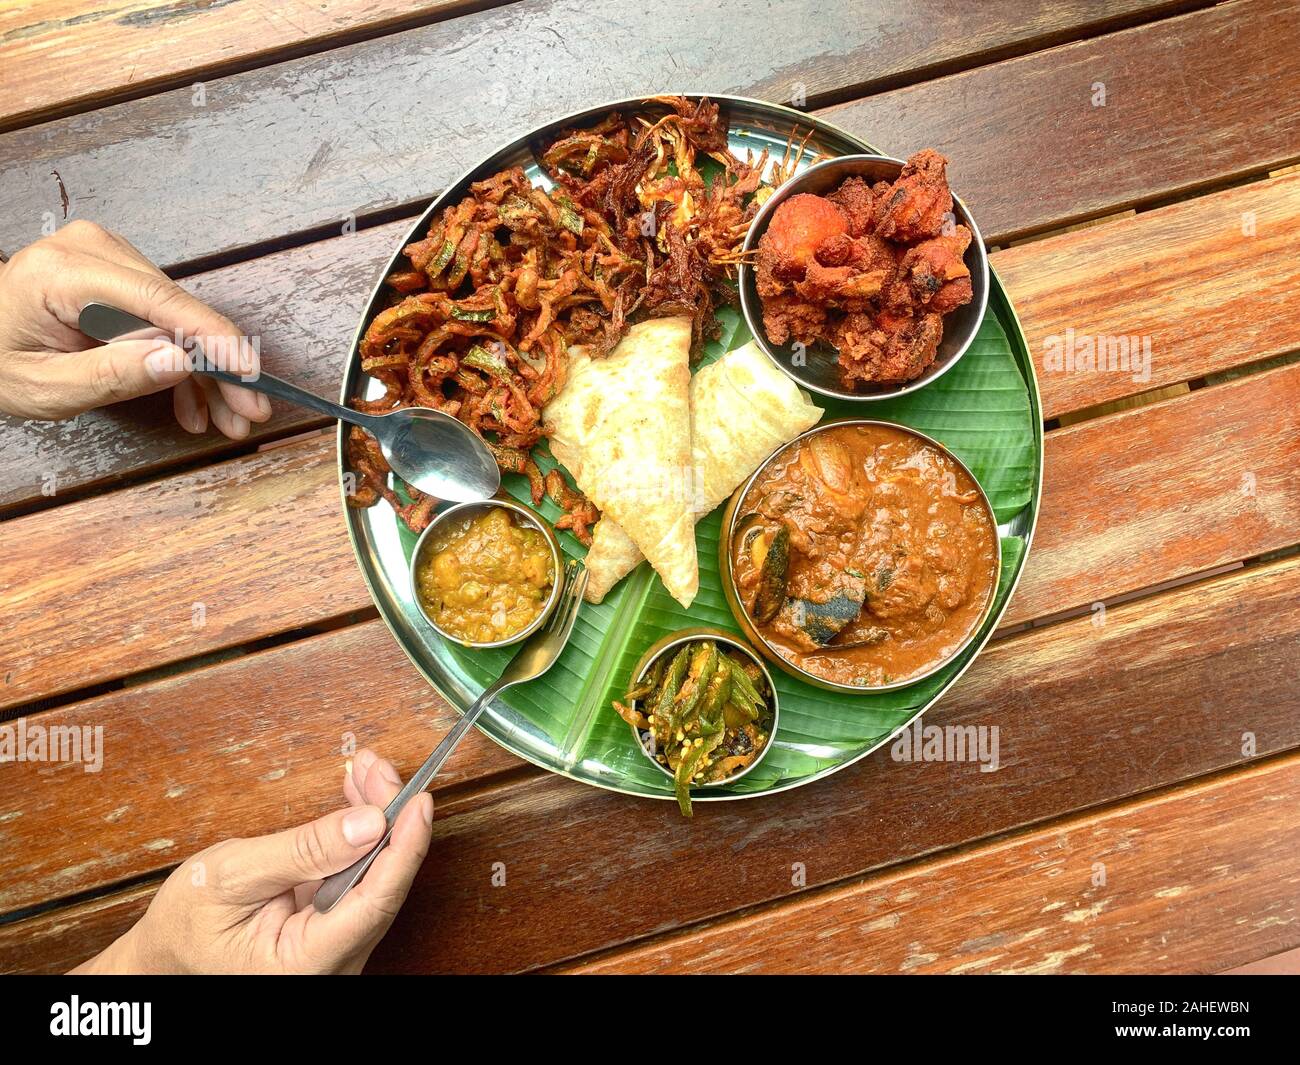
[543,315,697,608]
[581,339,824,603]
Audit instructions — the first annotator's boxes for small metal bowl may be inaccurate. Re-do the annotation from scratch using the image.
[624,628,779,788]
[409,497,563,649]
[719,420,1002,693]
[738,153,990,402]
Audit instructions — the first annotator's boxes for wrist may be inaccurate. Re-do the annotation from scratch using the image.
[123,913,185,974]
[77,915,179,975]
[69,927,145,974]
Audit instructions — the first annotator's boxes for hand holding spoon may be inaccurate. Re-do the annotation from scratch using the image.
[78,301,500,503]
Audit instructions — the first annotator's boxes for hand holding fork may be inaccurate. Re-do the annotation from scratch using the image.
[314,558,588,913]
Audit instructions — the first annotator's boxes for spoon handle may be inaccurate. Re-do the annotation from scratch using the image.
[312,678,509,914]
[77,302,378,430]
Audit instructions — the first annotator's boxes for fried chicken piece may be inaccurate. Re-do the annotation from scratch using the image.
[928,274,974,315]
[793,262,858,306]
[756,159,962,384]
[825,176,878,237]
[811,232,856,267]
[760,291,829,347]
[873,149,954,243]
[759,193,849,282]
[892,224,974,314]
[796,233,898,310]
[835,310,943,387]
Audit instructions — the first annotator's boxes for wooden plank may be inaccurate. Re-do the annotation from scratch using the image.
[6,166,1298,515]
[1222,947,1300,975]
[1005,360,1300,626]
[2,552,1297,972]
[0,0,1199,132]
[993,172,1300,420]
[824,0,1300,244]
[0,883,154,976]
[565,752,1300,974]
[0,431,372,711]
[4,357,1296,711]
[0,1,1257,269]
[0,1,508,132]
[0,620,523,915]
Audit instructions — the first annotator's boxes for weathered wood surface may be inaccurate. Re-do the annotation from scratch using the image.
[3,554,1296,971]
[0,622,524,916]
[4,356,1295,710]
[0,0,1201,132]
[0,882,155,976]
[0,432,371,711]
[0,1,1279,269]
[6,168,1298,515]
[1222,946,1300,975]
[825,0,1300,245]
[0,0,508,131]
[565,751,1300,974]
[1005,360,1300,626]
[995,171,1300,419]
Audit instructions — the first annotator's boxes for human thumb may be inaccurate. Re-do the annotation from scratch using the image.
[216,805,388,903]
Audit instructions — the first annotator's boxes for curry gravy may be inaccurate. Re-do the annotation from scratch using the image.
[732,424,998,687]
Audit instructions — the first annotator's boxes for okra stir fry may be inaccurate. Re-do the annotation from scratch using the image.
[614,640,773,816]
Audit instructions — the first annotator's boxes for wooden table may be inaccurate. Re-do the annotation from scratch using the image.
[1,0,1297,976]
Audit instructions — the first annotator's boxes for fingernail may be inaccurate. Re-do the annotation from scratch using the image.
[342,806,385,846]
[376,759,402,787]
[344,757,353,780]
[229,413,250,438]
[256,394,272,419]
[420,794,434,829]
[146,344,183,383]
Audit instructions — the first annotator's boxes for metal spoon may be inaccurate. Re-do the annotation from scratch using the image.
[77,301,501,504]
[313,558,589,914]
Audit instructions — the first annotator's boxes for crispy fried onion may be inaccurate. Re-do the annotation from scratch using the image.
[349,165,632,536]
[347,96,809,537]
[545,96,784,353]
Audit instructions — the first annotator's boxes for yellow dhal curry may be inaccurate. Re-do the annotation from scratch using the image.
[415,506,554,644]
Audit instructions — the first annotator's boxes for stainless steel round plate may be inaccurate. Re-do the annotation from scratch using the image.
[337,94,1043,804]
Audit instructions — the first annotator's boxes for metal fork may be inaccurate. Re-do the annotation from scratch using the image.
[314,559,588,913]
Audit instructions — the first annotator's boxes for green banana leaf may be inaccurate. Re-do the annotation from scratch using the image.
[419,292,1039,801]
